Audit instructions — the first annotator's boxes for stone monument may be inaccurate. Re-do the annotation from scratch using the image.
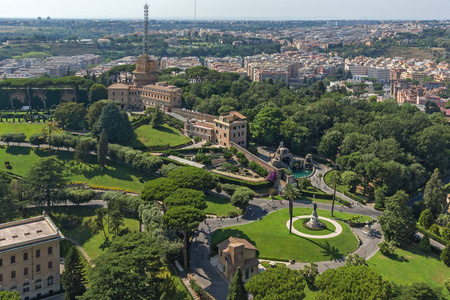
[307,203,322,229]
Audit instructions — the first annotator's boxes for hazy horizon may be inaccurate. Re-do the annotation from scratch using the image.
[1,0,450,21]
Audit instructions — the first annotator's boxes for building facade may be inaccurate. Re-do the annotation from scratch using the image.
[214,111,248,147]
[0,215,64,300]
[217,237,259,282]
[140,82,183,109]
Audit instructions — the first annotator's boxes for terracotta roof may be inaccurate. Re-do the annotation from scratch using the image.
[108,83,131,90]
[230,111,247,120]
[217,237,257,251]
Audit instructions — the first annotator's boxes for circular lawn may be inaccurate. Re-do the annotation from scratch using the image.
[211,207,360,262]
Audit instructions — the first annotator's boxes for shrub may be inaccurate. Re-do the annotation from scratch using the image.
[419,209,434,230]
[231,166,239,173]
[230,146,237,154]
[378,241,395,256]
[419,234,431,253]
[441,227,450,242]
[215,183,222,193]
[227,211,238,218]
[223,151,232,160]
[249,161,269,177]
[194,153,205,162]
[222,163,234,171]
[239,156,248,166]
[445,279,450,293]
[222,184,237,196]
[159,163,182,177]
[204,142,212,147]
[194,136,202,143]
[441,245,450,267]
[236,152,245,159]
[202,156,212,165]
[429,224,441,236]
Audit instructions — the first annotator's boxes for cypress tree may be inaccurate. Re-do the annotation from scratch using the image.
[98,129,108,169]
[227,267,247,300]
[62,246,86,300]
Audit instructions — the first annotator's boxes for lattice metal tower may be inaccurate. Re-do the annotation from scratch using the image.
[144,3,149,55]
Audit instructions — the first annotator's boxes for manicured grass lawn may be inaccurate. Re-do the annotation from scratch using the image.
[264,194,350,206]
[0,122,52,137]
[0,146,155,192]
[368,245,450,295]
[211,208,360,262]
[293,218,337,236]
[25,206,140,260]
[260,261,286,268]
[128,124,191,148]
[205,194,238,217]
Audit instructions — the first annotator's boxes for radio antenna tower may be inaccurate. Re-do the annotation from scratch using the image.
[194,0,197,26]
[144,3,149,55]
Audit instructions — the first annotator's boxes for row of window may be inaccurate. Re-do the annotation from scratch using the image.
[7,277,53,294]
[0,247,53,266]
[233,132,245,138]
[0,262,53,281]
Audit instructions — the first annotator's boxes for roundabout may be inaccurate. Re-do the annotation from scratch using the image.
[286,216,343,239]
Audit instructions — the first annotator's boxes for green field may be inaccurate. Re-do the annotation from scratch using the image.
[25,206,140,259]
[205,194,238,217]
[0,146,155,192]
[0,122,50,137]
[211,208,361,262]
[368,245,450,295]
[293,218,337,236]
[128,124,191,148]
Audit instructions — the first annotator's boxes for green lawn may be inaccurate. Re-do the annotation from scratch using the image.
[25,206,140,260]
[128,124,191,148]
[211,208,361,262]
[0,122,51,137]
[293,218,337,236]
[205,194,238,217]
[0,146,155,192]
[368,245,450,295]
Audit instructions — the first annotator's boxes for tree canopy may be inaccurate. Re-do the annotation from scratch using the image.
[167,166,218,191]
[93,103,133,143]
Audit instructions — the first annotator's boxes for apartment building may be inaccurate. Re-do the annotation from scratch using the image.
[140,82,183,109]
[214,111,248,147]
[0,215,64,300]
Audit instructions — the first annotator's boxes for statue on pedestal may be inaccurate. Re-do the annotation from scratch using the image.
[307,203,322,229]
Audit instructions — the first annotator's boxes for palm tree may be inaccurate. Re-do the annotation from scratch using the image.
[283,184,300,234]
[329,171,342,217]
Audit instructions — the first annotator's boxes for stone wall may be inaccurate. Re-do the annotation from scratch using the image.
[172,108,216,123]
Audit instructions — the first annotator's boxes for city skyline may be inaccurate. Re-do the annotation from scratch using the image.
[1,0,450,20]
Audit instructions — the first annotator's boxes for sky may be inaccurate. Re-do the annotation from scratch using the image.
[1,0,450,20]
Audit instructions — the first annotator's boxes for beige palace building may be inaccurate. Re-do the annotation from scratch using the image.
[0,215,64,300]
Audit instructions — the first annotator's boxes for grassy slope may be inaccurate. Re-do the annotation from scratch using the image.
[0,146,155,192]
[0,123,49,137]
[204,194,238,217]
[211,208,361,262]
[128,124,190,148]
[368,246,450,294]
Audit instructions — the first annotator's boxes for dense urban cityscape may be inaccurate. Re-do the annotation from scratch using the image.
[0,2,449,300]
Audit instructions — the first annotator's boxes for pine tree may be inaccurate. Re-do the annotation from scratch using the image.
[97,129,108,169]
[424,168,446,218]
[62,246,86,300]
[227,267,247,300]
[93,103,133,143]
[418,234,431,253]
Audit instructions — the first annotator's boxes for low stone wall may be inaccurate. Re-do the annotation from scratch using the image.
[172,108,216,123]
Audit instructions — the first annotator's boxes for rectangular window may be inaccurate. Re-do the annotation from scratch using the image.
[224,133,227,137]
[233,133,235,138]
[36,250,40,258]
[238,132,240,137]
[48,276,54,286]
[36,264,41,272]
[0,274,3,282]
[23,284,30,293]
[11,256,15,264]
[35,280,42,289]
[11,271,16,279]
[24,253,28,261]
[48,261,53,269]
[0,258,2,266]
[48,247,53,255]
[24,267,28,275]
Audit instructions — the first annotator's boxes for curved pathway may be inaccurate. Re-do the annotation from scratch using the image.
[286,216,343,239]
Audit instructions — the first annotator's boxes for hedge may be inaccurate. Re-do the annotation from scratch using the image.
[216,174,273,189]
[176,147,224,154]
[416,224,448,247]
[343,191,366,204]
[301,190,333,200]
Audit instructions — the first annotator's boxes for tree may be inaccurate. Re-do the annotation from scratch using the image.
[227,267,247,300]
[28,133,46,148]
[399,282,445,300]
[250,107,285,145]
[319,130,343,158]
[424,100,441,114]
[315,266,392,300]
[26,156,65,207]
[62,246,86,300]
[141,178,178,203]
[93,103,133,143]
[300,263,319,286]
[419,209,434,230]
[419,234,431,253]
[164,188,207,211]
[163,205,206,269]
[0,291,20,300]
[53,102,87,130]
[79,233,164,300]
[109,208,124,237]
[93,207,109,242]
[283,184,300,234]
[245,267,306,300]
[441,245,450,266]
[423,168,446,218]
[329,171,342,217]
[0,132,26,146]
[378,241,395,256]
[0,172,13,223]
[98,129,108,169]
[75,138,94,163]
[88,83,107,103]
[345,254,367,266]
[151,108,165,126]
[167,167,218,191]
[86,100,108,128]
[231,187,256,210]
[378,191,416,247]
[341,171,360,193]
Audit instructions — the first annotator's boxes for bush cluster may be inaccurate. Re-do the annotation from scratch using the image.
[249,161,269,177]
[107,143,163,172]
